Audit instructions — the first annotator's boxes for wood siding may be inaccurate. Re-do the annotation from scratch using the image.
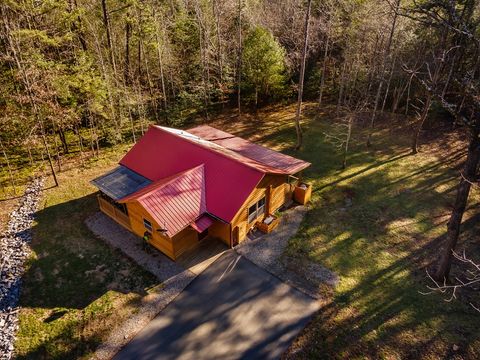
[171,227,198,258]
[230,174,289,244]
[208,220,231,246]
[97,171,296,256]
[126,201,176,259]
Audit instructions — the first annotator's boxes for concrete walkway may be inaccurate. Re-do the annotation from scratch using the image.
[114,251,320,360]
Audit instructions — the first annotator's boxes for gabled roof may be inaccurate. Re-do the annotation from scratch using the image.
[119,126,264,223]
[120,165,206,237]
[159,126,287,174]
[90,165,151,201]
[186,125,310,175]
[93,124,311,230]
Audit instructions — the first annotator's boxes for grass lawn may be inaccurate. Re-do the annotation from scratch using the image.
[5,102,479,359]
[14,144,158,359]
[210,103,480,359]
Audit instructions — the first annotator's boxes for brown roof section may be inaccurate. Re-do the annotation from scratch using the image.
[187,125,310,175]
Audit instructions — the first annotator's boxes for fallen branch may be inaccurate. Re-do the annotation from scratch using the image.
[420,250,480,313]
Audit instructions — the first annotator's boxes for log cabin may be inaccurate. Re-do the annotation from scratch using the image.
[91,125,311,260]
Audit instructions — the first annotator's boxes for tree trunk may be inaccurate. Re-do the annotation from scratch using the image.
[195,1,209,121]
[41,131,58,187]
[343,115,353,169]
[411,94,432,154]
[69,0,88,51]
[294,0,312,150]
[125,18,131,84]
[405,74,413,115]
[0,139,17,195]
[366,0,400,147]
[59,128,69,154]
[213,0,224,107]
[434,127,480,281]
[381,52,396,113]
[237,0,242,117]
[155,26,168,121]
[336,62,347,114]
[101,0,116,74]
[76,124,85,167]
[318,33,330,107]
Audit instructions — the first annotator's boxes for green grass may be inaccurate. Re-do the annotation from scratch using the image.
[8,103,480,359]
[14,145,158,359]
[213,103,479,359]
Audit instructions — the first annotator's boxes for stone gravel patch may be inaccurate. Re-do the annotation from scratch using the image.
[86,213,197,359]
[236,205,338,299]
[0,178,44,360]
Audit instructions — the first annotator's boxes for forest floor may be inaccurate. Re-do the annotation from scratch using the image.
[2,102,479,359]
[208,103,480,359]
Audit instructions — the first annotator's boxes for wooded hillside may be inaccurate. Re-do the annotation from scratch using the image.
[0,0,454,164]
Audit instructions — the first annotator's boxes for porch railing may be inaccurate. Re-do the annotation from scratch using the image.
[97,195,131,229]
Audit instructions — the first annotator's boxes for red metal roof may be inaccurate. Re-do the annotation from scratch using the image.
[187,125,310,175]
[191,214,214,233]
[119,126,264,223]
[120,165,207,237]
[159,126,286,174]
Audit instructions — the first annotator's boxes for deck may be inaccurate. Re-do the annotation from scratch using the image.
[97,195,131,230]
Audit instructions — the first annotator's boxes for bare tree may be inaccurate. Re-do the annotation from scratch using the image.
[294,0,312,150]
[366,0,401,147]
[237,0,242,117]
[403,0,480,281]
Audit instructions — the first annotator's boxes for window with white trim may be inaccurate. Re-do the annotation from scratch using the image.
[143,218,153,232]
[248,196,266,223]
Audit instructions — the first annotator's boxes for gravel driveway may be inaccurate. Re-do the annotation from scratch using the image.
[237,205,338,299]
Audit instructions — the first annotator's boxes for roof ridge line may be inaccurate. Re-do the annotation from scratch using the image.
[121,164,205,202]
[151,125,274,175]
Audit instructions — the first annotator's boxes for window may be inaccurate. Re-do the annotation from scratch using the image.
[114,202,128,215]
[257,197,266,216]
[143,218,153,232]
[248,204,257,223]
[248,197,266,223]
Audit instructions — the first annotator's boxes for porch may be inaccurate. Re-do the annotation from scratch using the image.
[177,236,228,275]
[97,194,131,230]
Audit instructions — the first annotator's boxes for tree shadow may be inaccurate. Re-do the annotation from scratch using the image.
[283,138,478,358]
[14,192,159,359]
[20,193,157,310]
[113,252,317,360]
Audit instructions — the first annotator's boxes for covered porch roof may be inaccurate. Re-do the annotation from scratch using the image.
[91,165,152,201]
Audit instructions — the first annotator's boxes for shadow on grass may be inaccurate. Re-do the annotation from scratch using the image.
[290,214,480,359]
[282,135,479,358]
[21,193,157,309]
[16,192,158,360]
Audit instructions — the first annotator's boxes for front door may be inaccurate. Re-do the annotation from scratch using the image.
[198,228,208,241]
[232,226,239,247]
